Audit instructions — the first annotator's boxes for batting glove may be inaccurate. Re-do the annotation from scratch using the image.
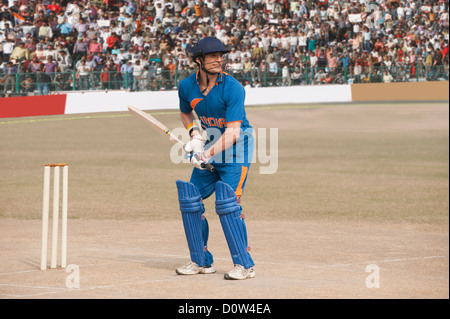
[183,133,204,154]
[190,151,210,170]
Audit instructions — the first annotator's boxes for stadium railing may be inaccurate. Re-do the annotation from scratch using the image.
[0,64,448,96]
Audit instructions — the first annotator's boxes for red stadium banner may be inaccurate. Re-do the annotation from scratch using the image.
[0,94,67,118]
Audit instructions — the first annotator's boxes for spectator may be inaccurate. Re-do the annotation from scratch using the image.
[120,28,132,51]
[2,39,15,61]
[291,67,302,85]
[121,60,133,89]
[307,34,317,53]
[75,18,89,36]
[309,50,318,72]
[57,18,73,37]
[21,75,35,93]
[371,69,382,83]
[38,21,53,40]
[353,62,362,83]
[76,59,91,90]
[2,62,16,94]
[28,56,43,73]
[57,50,72,72]
[231,58,244,81]
[35,1,47,15]
[281,64,291,86]
[100,66,110,90]
[53,72,71,91]
[0,0,448,96]
[37,70,51,95]
[132,59,144,91]
[317,49,327,69]
[149,77,159,91]
[324,72,333,84]
[47,1,62,15]
[327,51,338,73]
[43,55,58,81]
[10,42,30,61]
[0,16,13,30]
[106,32,120,53]
[268,57,279,86]
[88,38,102,56]
[106,57,121,89]
[166,57,176,80]
[314,69,326,84]
[177,64,189,83]
[44,44,58,60]
[73,37,88,63]
[383,69,394,83]
[362,27,372,52]
[242,57,253,84]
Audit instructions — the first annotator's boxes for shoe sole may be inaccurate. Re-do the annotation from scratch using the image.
[224,270,256,280]
[200,267,216,274]
[176,267,216,276]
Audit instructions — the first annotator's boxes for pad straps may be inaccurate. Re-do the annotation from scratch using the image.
[215,182,254,269]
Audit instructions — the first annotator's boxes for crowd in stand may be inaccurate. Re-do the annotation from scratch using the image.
[0,0,448,95]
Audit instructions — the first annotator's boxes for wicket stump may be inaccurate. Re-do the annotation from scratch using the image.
[40,163,68,270]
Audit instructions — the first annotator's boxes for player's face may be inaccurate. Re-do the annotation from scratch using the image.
[203,52,224,73]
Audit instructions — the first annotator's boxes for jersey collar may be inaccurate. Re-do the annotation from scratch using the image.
[196,70,224,86]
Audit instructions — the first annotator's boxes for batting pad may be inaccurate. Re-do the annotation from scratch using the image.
[176,180,212,267]
[215,181,255,269]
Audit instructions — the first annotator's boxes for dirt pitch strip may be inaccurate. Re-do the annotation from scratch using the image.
[0,102,448,300]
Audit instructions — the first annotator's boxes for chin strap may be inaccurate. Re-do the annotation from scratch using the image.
[197,57,218,94]
[201,77,209,94]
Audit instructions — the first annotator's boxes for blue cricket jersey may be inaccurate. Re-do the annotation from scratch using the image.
[178,70,254,166]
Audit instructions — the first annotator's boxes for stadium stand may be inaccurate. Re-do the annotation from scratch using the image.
[0,0,448,96]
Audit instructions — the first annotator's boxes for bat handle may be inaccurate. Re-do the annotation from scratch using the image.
[201,162,216,173]
[192,152,216,173]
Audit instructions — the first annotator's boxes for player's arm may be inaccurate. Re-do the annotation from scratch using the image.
[180,112,215,171]
[180,111,200,137]
[204,121,241,158]
[180,111,204,158]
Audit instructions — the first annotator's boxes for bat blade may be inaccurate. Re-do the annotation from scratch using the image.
[128,105,216,173]
[128,105,183,145]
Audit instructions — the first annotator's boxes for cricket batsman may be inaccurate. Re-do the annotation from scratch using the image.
[175,37,255,280]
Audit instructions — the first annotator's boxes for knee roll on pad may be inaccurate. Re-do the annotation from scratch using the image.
[177,180,204,213]
[215,181,254,269]
[176,180,211,267]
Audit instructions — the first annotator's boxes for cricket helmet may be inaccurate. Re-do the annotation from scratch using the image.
[192,37,229,60]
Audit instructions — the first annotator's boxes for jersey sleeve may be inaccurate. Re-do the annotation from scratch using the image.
[178,80,192,114]
[225,81,245,124]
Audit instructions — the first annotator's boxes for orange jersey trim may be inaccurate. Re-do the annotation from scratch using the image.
[190,98,203,110]
[235,166,249,199]
[225,120,243,126]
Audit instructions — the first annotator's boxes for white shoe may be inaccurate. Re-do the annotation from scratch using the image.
[224,264,255,280]
[176,261,216,275]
